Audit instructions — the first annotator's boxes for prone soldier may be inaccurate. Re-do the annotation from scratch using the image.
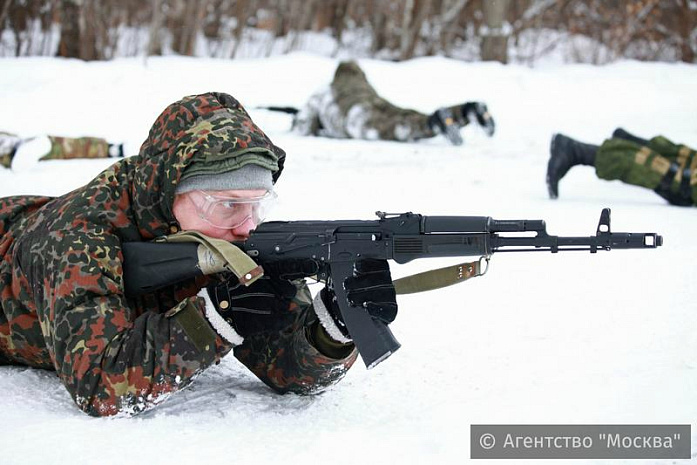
[290,61,496,146]
[547,128,696,206]
[0,131,124,171]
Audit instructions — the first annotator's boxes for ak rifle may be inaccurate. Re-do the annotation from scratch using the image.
[122,208,662,368]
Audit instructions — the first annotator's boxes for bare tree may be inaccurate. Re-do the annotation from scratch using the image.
[329,0,349,56]
[57,0,80,58]
[398,0,435,60]
[0,0,12,34]
[1,0,693,63]
[147,0,164,56]
[674,0,695,63]
[283,0,318,53]
[398,0,416,59]
[230,0,250,58]
[80,0,100,60]
[437,0,470,56]
[480,0,510,62]
[368,0,389,54]
[175,0,208,56]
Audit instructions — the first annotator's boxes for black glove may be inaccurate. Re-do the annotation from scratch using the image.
[206,259,317,338]
[314,259,398,342]
[207,276,297,338]
[461,102,495,137]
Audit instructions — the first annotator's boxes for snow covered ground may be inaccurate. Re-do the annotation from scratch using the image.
[0,53,695,465]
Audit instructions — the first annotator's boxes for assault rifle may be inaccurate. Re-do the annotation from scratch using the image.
[122,208,662,369]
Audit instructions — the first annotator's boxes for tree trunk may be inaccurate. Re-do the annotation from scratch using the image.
[331,0,349,55]
[57,0,80,58]
[79,0,99,60]
[148,0,164,56]
[480,0,509,63]
[403,0,433,60]
[398,0,415,59]
[284,0,316,53]
[171,0,207,56]
[230,0,249,58]
[370,0,387,54]
[676,0,695,63]
[188,0,209,56]
[180,0,207,56]
[0,0,12,35]
[439,0,469,56]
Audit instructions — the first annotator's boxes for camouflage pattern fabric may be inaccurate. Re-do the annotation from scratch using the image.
[42,136,110,160]
[231,277,358,394]
[595,135,697,205]
[0,132,21,168]
[0,153,11,169]
[0,92,354,417]
[0,134,111,168]
[293,61,436,142]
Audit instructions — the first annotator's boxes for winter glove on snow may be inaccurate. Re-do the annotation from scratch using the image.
[313,259,398,344]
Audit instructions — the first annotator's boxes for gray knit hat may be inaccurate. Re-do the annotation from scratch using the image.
[176,163,273,194]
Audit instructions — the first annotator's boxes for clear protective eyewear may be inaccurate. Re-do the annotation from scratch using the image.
[194,190,277,229]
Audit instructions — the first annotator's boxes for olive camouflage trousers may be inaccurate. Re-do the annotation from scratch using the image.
[595,135,697,206]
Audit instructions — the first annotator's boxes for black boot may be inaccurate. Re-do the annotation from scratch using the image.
[108,143,124,158]
[427,107,463,146]
[462,102,495,137]
[612,128,649,147]
[546,134,598,199]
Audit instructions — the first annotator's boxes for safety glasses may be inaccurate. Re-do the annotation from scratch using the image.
[194,190,277,229]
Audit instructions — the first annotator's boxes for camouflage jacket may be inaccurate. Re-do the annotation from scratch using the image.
[292,61,435,142]
[0,92,357,417]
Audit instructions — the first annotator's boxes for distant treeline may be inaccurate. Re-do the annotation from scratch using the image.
[0,0,694,64]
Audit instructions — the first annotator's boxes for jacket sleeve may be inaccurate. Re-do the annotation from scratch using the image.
[233,279,358,395]
[24,230,234,417]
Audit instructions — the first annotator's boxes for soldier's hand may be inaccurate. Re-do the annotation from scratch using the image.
[207,275,299,338]
[313,259,398,343]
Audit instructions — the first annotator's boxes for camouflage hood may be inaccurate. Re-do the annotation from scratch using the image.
[131,92,286,234]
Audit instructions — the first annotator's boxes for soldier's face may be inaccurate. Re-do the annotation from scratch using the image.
[173,189,269,241]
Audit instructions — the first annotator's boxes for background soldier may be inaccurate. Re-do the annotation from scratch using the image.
[290,61,496,146]
[0,131,124,170]
[547,128,696,206]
